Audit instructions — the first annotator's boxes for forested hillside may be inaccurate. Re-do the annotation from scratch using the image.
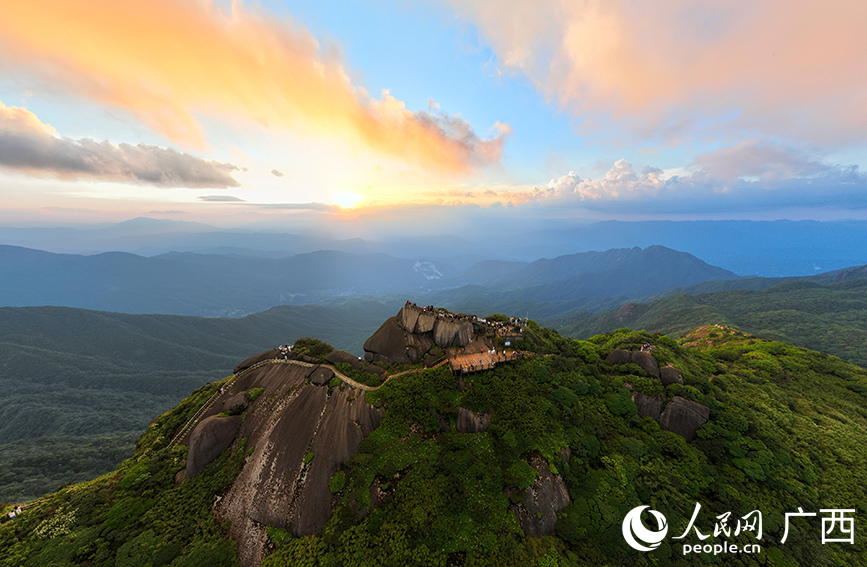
[0,302,398,502]
[554,279,867,367]
[2,323,864,566]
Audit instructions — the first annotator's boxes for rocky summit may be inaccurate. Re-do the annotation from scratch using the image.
[363,302,525,366]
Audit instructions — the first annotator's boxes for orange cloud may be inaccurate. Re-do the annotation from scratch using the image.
[447,0,867,145]
[0,0,508,172]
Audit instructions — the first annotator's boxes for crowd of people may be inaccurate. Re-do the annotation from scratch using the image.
[405,301,525,335]
[277,344,293,359]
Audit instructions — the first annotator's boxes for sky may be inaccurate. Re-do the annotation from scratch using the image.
[1,0,867,234]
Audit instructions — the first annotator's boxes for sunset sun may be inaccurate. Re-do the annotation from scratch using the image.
[332,191,363,209]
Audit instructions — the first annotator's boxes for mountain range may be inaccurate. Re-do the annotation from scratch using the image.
[0,244,738,318]
[3,217,867,276]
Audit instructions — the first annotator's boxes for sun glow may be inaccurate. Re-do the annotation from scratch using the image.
[332,191,364,209]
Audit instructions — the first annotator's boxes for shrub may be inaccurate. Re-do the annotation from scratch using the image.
[245,388,264,402]
[329,471,346,493]
[293,337,334,359]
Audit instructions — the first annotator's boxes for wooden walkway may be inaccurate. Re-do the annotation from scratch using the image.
[448,351,521,374]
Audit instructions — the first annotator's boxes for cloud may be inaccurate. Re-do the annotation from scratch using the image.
[253,202,339,211]
[270,169,284,177]
[691,140,829,183]
[0,101,240,187]
[198,195,246,202]
[505,160,665,204]
[0,0,508,173]
[446,0,867,146]
[440,145,867,216]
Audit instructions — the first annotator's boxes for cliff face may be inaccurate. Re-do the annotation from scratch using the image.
[363,304,494,366]
[182,357,384,567]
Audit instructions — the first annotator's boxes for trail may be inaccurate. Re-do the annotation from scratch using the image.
[169,356,453,447]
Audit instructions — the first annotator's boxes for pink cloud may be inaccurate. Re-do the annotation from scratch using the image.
[446,0,867,146]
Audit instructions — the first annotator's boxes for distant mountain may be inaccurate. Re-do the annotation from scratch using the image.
[431,259,529,288]
[0,301,400,501]
[4,217,867,276]
[497,245,738,294]
[552,275,867,367]
[0,246,453,316]
[0,244,740,318]
[519,219,867,276]
[415,246,739,320]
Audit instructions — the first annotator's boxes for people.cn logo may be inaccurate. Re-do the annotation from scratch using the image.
[622,505,669,551]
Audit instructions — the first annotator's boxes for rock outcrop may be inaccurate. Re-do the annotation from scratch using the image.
[608,349,708,440]
[631,392,663,420]
[363,304,494,366]
[234,349,280,374]
[515,456,570,536]
[455,407,492,433]
[660,365,684,385]
[179,353,385,567]
[363,316,412,365]
[325,349,364,370]
[631,351,660,376]
[309,366,335,385]
[222,393,249,415]
[186,415,243,478]
[659,396,710,441]
[605,349,631,365]
[605,348,660,376]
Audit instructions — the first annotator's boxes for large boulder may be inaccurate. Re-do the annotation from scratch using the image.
[309,366,335,385]
[234,349,280,374]
[456,322,474,346]
[455,407,492,433]
[366,364,385,377]
[433,319,461,347]
[325,349,364,371]
[659,397,710,441]
[660,365,684,385]
[606,349,631,365]
[399,306,420,333]
[516,457,570,536]
[631,351,660,376]
[363,316,411,365]
[186,415,243,477]
[222,393,249,415]
[632,392,663,420]
[415,311,437,333]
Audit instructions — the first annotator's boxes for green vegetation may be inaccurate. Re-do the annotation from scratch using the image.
[245,388,265,403]
[0,382,247,566]
[329,471,346,494]
[0,301,399,502]
[554,279,867,367]
[333,362,383,388]
[293,338,336,359]
[3,323,866,566]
